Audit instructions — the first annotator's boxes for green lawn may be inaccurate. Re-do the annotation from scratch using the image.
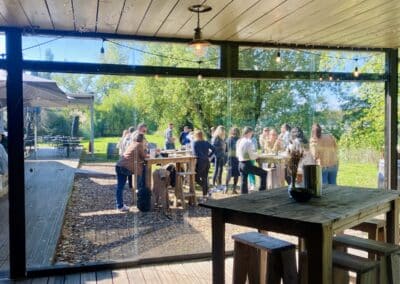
[337,162,378,188]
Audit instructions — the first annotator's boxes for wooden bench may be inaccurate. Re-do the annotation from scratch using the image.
[334,235,400,284]
[333,250,380,284]
[232,232,297,284]
[174,171,196,209]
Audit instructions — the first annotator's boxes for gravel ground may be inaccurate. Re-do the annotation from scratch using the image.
[55,163,259,264]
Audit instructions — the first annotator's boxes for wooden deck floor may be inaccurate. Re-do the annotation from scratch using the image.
[0,148,80,271]
[1,258,233,283]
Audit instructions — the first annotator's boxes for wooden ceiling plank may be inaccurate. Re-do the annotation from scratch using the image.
[135,0,180,36]
[319,12,400,45]
[155,0,205,37]
[18,0,54,29]
[201,0,279,40]
[288,0,396,43]
[97,0,125,33]
[46,0,74,30]
[116,0,152,35]
[174,0,235,38]
[71,0,98,32]
[228,0,313,42]
[0,0,30,27]
[260,0,366,43]
[342,27,400,48]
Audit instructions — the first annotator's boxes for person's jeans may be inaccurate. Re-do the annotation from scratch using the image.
[322,165,338,185]
[115,166,132,209]
[196,159,210,196]
[239,161,267,194]
[248,160,256,186]
[165,142,175,150]
[213,157,224,186]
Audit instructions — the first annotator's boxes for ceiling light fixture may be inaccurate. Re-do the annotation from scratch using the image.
[188,4,212,57]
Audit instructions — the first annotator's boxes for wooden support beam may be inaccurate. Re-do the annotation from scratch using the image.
[385,49,398,190]
[6,28,26,279]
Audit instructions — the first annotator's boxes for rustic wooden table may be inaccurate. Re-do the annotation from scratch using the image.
[145,155,197,206]
[200,186,400,284]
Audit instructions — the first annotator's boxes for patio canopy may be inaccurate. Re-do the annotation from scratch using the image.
[0,1,399,48]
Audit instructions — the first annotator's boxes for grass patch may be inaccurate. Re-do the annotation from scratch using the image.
[337,162,378,188]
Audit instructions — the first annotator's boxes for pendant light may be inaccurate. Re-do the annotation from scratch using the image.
[188,4,212,57]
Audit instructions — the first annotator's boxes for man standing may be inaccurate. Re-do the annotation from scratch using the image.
[179,125,190,146]
[164,123,175,150]
[237,126,267,194]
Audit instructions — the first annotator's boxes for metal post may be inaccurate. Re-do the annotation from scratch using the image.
[6,28,26,279]
[384,49,398,190]
[34,110,38,159]
[90,100,94,156]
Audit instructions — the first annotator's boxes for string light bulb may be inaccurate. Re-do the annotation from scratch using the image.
[197,74,203,80]
[154,74,160,80]
[329,74,333,81]
[276,51,281,63]
[353,58,359,77]
[100,38,105,54]
[319,76,323,81]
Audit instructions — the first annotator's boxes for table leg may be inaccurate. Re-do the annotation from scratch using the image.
[212,209,225,284]
[145,163,152,190]
[189,159,196,205]
[386,198,400,244]
[305,225,332,284]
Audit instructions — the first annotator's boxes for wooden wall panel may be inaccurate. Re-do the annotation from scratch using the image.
[71,0,98,32]
[18,0,53,29]
[0,0,30,27]
[46,0,74,30]
[116,0,152,35]
[97,0,125,33]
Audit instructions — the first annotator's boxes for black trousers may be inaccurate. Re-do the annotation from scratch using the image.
[196,159,210,196]
[239,160,267,194]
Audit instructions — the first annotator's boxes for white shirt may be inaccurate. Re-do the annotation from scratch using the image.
[236,137,258,161]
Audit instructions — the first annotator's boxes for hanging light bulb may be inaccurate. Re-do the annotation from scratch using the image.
[319,76,323,81]
[353,58,359,77]
[329,74,333,81]
[197,73,203,80]
[276,51,281,63]
[188,5,212,57]
[100,38,105,54]
[353,66,359,77]
[154,74,160,80]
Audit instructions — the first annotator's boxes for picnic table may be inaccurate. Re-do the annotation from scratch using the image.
[200,186,400,284]
[145,154,197,206]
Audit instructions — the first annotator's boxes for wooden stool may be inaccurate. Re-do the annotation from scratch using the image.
[351,218,387,242]
[174,171,196,209]
[334,235,400,284]
[232,232,297,284]
[333,250,380,284]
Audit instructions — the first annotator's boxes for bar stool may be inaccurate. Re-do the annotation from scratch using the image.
[334,234,400,284]
[174,171,196,209]
[232,232,297,284]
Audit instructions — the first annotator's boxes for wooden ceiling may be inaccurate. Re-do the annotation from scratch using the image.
[0,0,399,48]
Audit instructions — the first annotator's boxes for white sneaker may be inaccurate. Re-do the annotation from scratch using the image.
[118,204,129,212]
[249,185,255,191]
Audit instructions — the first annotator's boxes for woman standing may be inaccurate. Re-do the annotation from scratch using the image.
[225,127,240,194]
[192,130,215,197]
[310,123,338,185]
[115,134,148,212]
[211,125,227,191]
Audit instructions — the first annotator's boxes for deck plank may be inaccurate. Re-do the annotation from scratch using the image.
[64,273,80,284]
[111,269,129,284]
[140,265,161,283]
[80,272,96,284]
[126,267,145,283]
[96,270,112,284]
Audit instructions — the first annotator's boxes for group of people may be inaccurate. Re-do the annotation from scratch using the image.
[114,121,338,212]
[190,123,338,197]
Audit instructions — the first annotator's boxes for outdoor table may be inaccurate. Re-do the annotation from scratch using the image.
[257,153,288,188]
[200,186,400,284]
[145,155,197,206]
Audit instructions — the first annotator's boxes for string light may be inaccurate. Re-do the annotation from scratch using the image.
[353,59,359,77]
[100,38,105,54]
[197,74,203,80]
[319,76,323,81]
[275,51,281,63]
[154,74,160,80]
[329,74,333,81]
[197,60,203,80]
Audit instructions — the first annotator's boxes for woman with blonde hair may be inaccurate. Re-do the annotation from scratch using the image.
[192,130,215,197]
[211,125,227,191]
